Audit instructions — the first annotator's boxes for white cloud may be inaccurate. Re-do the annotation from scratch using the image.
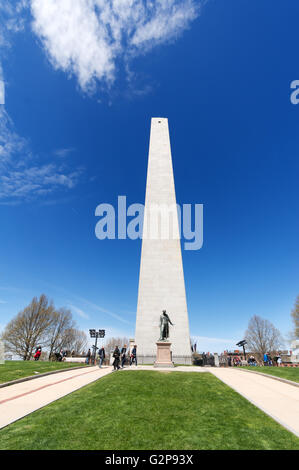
[0,3,83,203]
[68,304,89,320]
[0,107,82,203]
[76,294,133,326]
[0,63,4,104]
[54,148,75,158]
[30,0,200,92]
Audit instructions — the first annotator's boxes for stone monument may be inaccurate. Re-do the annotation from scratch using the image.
[154,310,174,367]
[135,118,192,365]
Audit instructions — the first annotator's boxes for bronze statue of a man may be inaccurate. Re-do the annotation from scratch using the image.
[159,310,174,341]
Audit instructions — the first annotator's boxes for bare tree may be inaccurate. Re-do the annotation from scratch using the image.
[72,330,88,355]
[291,295,299,340]
[104,337,130,354]
[245,315,284,361]
[47,308,75,359]
[2,294,55,360]
[61,328,88,355]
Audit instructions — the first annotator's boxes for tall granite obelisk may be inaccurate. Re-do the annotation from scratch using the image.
[135,118,192,364]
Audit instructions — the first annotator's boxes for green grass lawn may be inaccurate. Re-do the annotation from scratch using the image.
[240,366,299,383]
[0,360,87,384]
[0,370,298,450]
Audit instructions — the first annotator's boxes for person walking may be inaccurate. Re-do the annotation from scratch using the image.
[112,346,121,370]
[130,345,137,366]
[120,344,127,368]
[98,347,105,368]
[277,356,282,367]
[86,349,91,365]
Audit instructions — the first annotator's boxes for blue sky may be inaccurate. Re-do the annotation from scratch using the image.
[0,0,298,353]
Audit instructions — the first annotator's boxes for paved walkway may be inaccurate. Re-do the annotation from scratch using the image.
[0,365,113,429]
[0,365,298,438]
[209,367,299,437]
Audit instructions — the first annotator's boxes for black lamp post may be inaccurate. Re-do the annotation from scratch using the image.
[89,329,105,365]
[236,340,247,361]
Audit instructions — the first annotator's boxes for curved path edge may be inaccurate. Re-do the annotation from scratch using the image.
[0,365,91,389]
[236,367,299,388]
[0,366,113,429]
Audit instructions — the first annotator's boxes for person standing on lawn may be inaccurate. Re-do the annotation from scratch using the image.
[263,352,268,366]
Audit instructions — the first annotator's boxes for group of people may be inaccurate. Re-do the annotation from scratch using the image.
[55,349,67,361]
[112,344,137,370]
[264,353,282,366]
[248,355,257,366]
[227,355,243,367]
[85,347,109,366]
[225,353,283,367]
[85,344,138,370]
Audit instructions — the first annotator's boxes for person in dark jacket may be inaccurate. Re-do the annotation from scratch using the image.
[130,345,137,366]
[120,344,127,368]
[113,346,121,370]
[98,347,105,368]
[86,349,91,365]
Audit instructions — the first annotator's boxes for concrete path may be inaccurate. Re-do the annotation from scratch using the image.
[209,368,299,437]
[0,365,113,429]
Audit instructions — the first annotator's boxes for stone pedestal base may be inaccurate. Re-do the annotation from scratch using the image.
[154,341,174,368]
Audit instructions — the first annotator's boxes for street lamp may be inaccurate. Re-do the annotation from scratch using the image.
[236,340,247,361]
[89,329,105,365]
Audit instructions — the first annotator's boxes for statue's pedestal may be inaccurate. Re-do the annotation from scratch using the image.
[154,341,174,368]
